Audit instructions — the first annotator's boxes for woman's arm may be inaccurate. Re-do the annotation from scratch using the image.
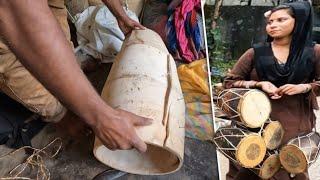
[277,45,320,96]
[224,48,281,99]
[223,48,256,88]
[309,44,320,95]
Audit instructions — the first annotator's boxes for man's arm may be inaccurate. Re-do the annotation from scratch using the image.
[0,0,151,152]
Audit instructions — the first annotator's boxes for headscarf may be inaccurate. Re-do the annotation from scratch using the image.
[255,1,315,86]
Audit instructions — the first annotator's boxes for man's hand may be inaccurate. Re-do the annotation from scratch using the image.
[93,109,152,153]
[277,84,311,96]
[101,0,145,36]
[0,0,150,152]
[256,81,282,99]
[118,16,145,36]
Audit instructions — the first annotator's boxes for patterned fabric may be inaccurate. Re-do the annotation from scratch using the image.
[178,59,214,140]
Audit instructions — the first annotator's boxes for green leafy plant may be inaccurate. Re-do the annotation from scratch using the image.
[206,18,235,84]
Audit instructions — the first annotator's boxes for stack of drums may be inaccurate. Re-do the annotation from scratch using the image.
[214,88,285,179]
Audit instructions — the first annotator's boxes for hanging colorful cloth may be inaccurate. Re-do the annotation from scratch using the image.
[174,0,201,62]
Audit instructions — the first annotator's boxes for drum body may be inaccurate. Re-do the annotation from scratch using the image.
[213,127,267,168]
[262,121,284,150]
[217,88,271,128]
[238,120,284,150]
[93,29,185,175]
[279,131,320,174]
[251,152,281,179]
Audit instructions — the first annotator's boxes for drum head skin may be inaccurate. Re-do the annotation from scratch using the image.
[279,144,308,174]
[236,135,267,168]
[263,121,284,150]
[239,90,271,128]
[259,154,281,179]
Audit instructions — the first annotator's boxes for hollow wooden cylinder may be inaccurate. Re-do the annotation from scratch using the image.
[93,29,185,175]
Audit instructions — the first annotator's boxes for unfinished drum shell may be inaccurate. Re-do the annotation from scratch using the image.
[216,88,271,128]
[279,131,320,174]
[213,127,267,168]
[93,29,185,175]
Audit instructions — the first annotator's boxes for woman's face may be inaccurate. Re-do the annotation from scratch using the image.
[266,9,295,39]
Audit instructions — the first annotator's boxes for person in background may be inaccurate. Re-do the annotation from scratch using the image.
[223,1,319,179]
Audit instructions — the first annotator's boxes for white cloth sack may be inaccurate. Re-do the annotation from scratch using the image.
[75,6,139,63]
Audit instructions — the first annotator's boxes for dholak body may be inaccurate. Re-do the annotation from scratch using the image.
[251,152,281,179]
[213,127,267,168]
[262,121,284,150]
[238,120,284,150]
[279,131,320,174]
[93,29,185,175]
[217,88,271,128]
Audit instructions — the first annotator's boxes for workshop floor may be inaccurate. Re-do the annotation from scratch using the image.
[0,63,219,180]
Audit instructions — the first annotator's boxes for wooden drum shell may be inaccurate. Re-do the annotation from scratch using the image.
[93,29,185,175]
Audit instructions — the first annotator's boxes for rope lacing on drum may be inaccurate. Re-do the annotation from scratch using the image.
[212,128,249,164]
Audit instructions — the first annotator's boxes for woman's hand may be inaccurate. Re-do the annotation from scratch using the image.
[256,81,282,99]
[277,84,311,96]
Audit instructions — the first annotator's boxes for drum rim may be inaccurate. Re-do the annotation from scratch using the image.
[238,89,271,128]
[93,139,184,175]
[259,154,281,179]
[262,121,284,150]
[279,144,308,174]
[236,134,267,168]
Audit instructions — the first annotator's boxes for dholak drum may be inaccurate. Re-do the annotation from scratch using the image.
[216,88,271,128]
[279,131,320,174]
[213,127,267,168]
[93,29,185,175]
[262,121,284,150]
[238,120,284,150]
[251,151,281,179]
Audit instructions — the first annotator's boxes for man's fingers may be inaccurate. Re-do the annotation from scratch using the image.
[101,132,118,150]
[110,131,133,150]
[121,110,153,126]
[133,116,153,126]
[130,133,147,153]
[100,133,117,151]
[133,21,145,30]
